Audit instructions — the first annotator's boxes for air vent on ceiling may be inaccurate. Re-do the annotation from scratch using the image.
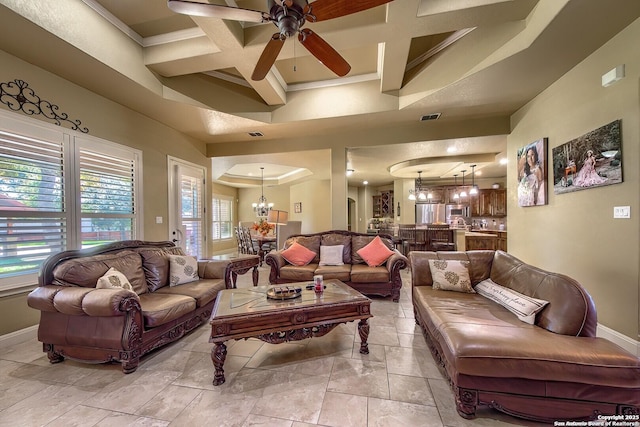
[420,113,441,121]
[248,131,264,137]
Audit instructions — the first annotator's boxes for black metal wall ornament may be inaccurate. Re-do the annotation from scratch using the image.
[0,79,89,133]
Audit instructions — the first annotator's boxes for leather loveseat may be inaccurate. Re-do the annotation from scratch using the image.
[410,249,640,422]
[27,240,232,373]
[265,230,408,302]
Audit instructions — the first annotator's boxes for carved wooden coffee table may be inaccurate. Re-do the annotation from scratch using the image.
[210,253,259,287]
[209,279,372,385]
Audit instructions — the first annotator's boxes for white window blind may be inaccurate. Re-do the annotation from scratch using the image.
[212,196,232,241]
[0,111,142,294]
[78,148,135,248]
[0,130,67,279]
[180,174,203,257]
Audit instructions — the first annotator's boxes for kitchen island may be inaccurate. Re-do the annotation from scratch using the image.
[464,231,498,250]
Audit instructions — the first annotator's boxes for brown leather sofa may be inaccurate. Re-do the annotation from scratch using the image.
[265,230,408,302]
[410,250,640,422]
[27,241,231,373]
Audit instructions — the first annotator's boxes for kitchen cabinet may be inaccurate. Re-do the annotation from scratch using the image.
[373,191,394,218]
[465,232,497,250]
[470,189,507,217]
[479,230,507,251]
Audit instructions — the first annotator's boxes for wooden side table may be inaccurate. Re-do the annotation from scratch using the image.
[210,254,259,287]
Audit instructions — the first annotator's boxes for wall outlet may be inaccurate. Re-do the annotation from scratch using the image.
[613,206,630,219]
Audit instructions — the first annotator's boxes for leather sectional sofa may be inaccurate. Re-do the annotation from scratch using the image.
[265,230,408,302]
[27,240,231,373]
[410,249,640,422]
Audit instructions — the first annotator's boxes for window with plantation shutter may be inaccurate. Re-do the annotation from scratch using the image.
[180,173,203,257]
[0,111,142,294]
[78,146,136,248]
[212,196,232,241]
[0,129,67,284]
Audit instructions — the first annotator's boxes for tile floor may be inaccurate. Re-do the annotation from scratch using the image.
[0,265,547,427]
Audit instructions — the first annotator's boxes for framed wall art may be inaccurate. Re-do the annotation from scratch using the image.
[517,138,547,207]
[552,119,622,195]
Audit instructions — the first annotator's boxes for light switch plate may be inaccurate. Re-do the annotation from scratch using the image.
[613,206,630,219]
[155,216,163,224]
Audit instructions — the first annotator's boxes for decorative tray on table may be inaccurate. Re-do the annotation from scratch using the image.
[266,286,302,300]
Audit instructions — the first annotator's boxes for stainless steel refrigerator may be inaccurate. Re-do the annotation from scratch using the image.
[415,203,446,224]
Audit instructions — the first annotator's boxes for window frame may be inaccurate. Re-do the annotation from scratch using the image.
[0,110,143,296]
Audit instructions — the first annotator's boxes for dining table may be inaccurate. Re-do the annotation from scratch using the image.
[253,235,276,266]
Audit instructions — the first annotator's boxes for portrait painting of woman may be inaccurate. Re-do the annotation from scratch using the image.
[517,138,547,207]
[552,120,622,195]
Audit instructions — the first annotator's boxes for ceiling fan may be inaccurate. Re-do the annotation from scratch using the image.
[167,0,393,81]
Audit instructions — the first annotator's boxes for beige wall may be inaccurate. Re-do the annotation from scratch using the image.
[507,18,640,340]
[290,180,332,234]
[0,49,231,335]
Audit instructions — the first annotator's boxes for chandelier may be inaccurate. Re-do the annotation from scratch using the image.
[252,167,273,217]
[408,171,430,201]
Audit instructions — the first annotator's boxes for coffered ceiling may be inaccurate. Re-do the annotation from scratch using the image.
[0,0,638,187]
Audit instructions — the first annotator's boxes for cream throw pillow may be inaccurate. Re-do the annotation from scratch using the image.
[96,267,134,291]
[475,279,549,324]
[168,255,199,286]
[319,245,344,266]
[428,259,474,293]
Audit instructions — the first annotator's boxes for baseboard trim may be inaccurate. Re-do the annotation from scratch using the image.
[597,323,639,356]
[0,325,38,348]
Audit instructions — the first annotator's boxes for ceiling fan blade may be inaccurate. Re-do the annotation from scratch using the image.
[252,34,286,81]
[304,0,393,22]
[167,0,268,23]
[298,29,351,77]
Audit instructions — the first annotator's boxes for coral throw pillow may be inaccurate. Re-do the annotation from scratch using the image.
[357,236,394,267]
[282,241,316,266]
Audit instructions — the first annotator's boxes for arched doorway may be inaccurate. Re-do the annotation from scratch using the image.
[347,197,356,231]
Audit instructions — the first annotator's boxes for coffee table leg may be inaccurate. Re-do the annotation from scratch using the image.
[231,271,238,288]
[358,319,369,354]
[252,265,258,286]
[211,342,227,385]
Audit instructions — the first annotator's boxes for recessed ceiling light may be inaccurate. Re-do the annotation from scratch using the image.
[363,180,368,185]
[447,147,457,153]
[346,169,354,176]
[499,158,508,165]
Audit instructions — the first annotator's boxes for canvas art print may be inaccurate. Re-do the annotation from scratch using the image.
[517,138,547,207]
[552,120,622,195]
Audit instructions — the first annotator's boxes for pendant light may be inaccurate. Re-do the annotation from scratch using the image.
[252,167,273,217]
[470,164,478,195]
[408,171,426,201]
[460,170,468,198]
[417,171,427,201]
[453,174,460,200]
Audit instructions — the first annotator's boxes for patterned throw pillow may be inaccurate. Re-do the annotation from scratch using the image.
[96,267,134,291]
[475,279,549,324]
[319,245,344,266]
[428,259,474,293]
[168,255,199,286]
[356,236,394,267]
[281,241,316,266]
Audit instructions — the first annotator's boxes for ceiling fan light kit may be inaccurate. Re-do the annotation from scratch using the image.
[167,0,393,81]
